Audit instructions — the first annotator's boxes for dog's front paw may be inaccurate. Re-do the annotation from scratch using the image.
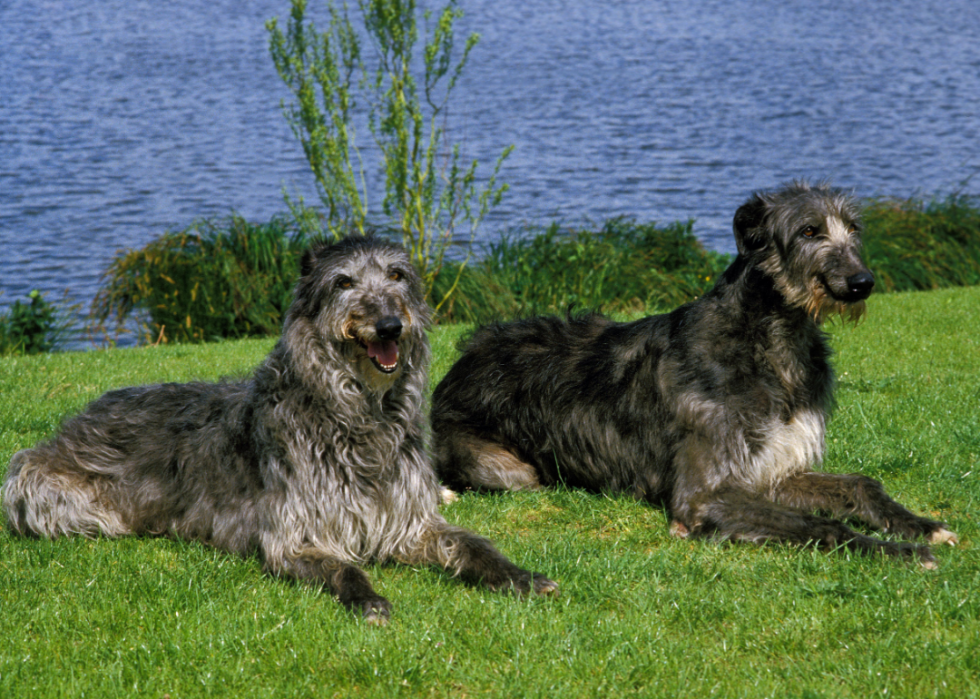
[908,544,938,570]
[879,539,938,569]
[357,596,392,626]
[927,527,958,547]
[485,569,557,598]
[532,573,559,597]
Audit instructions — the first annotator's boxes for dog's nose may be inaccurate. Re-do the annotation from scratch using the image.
[846,272,875,296]
[376,316,403,341]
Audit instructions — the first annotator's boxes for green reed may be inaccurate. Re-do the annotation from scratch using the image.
[862,194,980,292]
[0,290,77,355]
[86,194,980,344]
[433,217,732,323]
[91,214,310,344]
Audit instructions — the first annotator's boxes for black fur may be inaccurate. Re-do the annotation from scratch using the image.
[432,182,957,567]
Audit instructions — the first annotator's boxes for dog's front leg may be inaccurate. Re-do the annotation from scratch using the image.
[681,484,941,567]
[772,471,957,545]
[415,520,559,596]
[668,441,940,567]
[263,549,391,625]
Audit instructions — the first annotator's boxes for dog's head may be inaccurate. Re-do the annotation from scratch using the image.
[287,234,431,391]
[733,181,873,323]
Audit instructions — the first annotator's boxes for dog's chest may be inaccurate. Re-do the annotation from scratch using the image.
[740,408,826,491]
[279,422,435,561]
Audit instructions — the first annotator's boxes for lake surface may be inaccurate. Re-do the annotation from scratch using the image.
[2,0,979,346]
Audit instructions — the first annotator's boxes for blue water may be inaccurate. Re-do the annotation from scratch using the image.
[2,0,979,345]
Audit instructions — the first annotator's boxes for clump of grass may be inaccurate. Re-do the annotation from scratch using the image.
[94,213,730,342]
[862,194,980,292]
[435,218,732,323]
[428,259,521,324]
[0,290,75,355]
[92,214,311,344]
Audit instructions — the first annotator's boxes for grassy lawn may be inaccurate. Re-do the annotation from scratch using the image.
[1,286,977,698]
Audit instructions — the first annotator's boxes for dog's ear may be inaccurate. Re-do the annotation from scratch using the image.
[290,246,326,319]
[733,194,769,255]
[300,247,318,278]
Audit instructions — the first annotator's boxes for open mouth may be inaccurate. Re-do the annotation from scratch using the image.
[364,339,399,373]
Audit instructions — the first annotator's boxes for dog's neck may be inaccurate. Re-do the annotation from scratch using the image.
[712,254,816,327]
[708,254,833,409]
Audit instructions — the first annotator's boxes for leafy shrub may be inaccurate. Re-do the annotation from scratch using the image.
[0,290,66,355]
[862,194,980,292]
[92,214,310,344]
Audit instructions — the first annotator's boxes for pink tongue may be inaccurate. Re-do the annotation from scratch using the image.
[367,340,398,366]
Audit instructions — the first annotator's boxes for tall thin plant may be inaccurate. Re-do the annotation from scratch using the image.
[267,0,511,311]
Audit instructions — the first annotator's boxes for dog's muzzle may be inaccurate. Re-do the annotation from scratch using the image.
[367,315,403,373]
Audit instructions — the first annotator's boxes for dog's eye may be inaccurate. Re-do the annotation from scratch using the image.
[801,225,818,238]
[335,276,353,289]
[389,270,403,282]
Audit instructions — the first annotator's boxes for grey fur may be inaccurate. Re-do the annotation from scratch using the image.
[3,235,557,623]
[432,182,958,568]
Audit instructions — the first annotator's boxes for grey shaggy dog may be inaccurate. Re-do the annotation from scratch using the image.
[432,182,957,568]
[2,235,557,624]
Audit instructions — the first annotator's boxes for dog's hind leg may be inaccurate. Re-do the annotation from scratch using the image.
[263,550,392,625]
[414,520,558,596]
[679,485,940,568]
[2,449,130,538]
[433,432,541,492]
[772,472,957,545]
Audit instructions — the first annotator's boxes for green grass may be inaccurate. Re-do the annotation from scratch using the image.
[2,287,978,698]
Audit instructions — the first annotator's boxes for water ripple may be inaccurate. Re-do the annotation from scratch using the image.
[1,0,979,347]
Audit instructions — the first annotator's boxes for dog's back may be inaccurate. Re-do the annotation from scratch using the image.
[3,380,267,545]
[432,293,830,502]
[434,312,672,495]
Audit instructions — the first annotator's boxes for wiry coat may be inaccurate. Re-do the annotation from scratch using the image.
[432,182,957,567]
[3,235,556,623]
